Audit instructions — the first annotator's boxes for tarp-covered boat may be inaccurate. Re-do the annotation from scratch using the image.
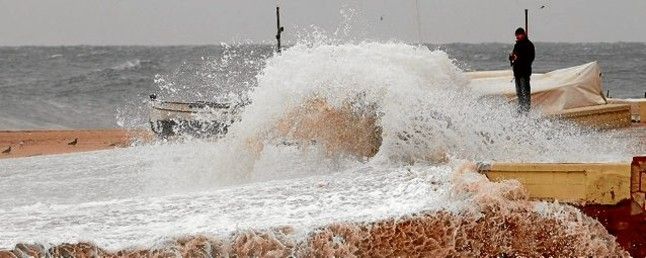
[467,62,607,114]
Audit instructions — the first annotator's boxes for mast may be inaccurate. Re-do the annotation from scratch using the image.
[525,9,529,38]
[415,0,423,44]
[275,5,284,53]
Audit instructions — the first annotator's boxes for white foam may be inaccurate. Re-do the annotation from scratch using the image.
[112,59,141,71]
[0,145,456,250]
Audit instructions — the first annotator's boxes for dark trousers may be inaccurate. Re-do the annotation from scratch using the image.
[514,76,531,112]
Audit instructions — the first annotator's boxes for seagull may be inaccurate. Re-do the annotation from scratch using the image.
[2,146,10,154]
[68,138,78,146]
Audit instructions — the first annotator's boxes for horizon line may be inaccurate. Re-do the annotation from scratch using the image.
[1,41,645,48]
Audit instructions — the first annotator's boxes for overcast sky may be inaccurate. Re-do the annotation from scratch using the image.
[1,0,645,46]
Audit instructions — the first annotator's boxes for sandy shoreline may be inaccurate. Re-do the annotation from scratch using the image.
[0,124,643,160]
[0,129,153,159]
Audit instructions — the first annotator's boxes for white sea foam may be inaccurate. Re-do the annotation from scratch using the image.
[0,145,457,250]
[112,59,141,71]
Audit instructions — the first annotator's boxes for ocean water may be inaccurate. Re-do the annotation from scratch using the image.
[0,42,644,130]
[0,42,641,255]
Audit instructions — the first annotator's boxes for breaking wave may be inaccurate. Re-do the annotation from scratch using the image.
[232,41,633,164]
[111,59,142,71]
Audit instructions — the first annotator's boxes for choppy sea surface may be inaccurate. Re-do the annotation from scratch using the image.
[0,42,644,129]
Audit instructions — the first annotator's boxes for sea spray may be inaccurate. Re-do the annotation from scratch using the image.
[116,44,271,129]
[153,43,268,104]
[232,41,634,165]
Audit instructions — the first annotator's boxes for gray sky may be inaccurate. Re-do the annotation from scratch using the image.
[0,0,644,46]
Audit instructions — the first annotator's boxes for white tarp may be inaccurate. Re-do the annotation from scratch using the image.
[466,62,607,113]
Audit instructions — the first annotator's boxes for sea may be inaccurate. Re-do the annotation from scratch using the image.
[0,42,644,129]
[0,42,643,256]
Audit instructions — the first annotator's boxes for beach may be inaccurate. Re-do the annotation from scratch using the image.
[0,129,152,159]
[1,124,642,161]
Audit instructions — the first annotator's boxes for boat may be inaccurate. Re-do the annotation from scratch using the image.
[148,94,243,138]
[468,62,637,129]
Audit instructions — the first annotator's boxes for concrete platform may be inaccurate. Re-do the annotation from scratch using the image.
[546,104,632,130]
[478,159,646,257]
[479,162,631,205]
[608,98,646,123]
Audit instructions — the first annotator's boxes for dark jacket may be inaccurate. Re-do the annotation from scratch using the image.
[511,38,535,78]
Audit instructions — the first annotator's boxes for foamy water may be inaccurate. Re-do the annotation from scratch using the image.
[0,145,460,250]
[0,42,639,254]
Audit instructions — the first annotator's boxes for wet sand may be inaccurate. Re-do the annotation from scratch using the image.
[0,129,153,159]
[1,124,642,160]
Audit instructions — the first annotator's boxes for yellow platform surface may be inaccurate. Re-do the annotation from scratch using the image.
[546,103,632,130]
[479,162,631,205]
[608,98,646,123]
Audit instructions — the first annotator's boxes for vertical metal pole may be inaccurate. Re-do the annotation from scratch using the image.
[276,6,284,53]
[525,9,529,37]
[415,0,422,44]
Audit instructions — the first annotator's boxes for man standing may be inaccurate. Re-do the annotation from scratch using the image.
[509,27,535,113]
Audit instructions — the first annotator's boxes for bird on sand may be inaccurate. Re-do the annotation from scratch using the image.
[68,138,78,146]
[2,146,11,154]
